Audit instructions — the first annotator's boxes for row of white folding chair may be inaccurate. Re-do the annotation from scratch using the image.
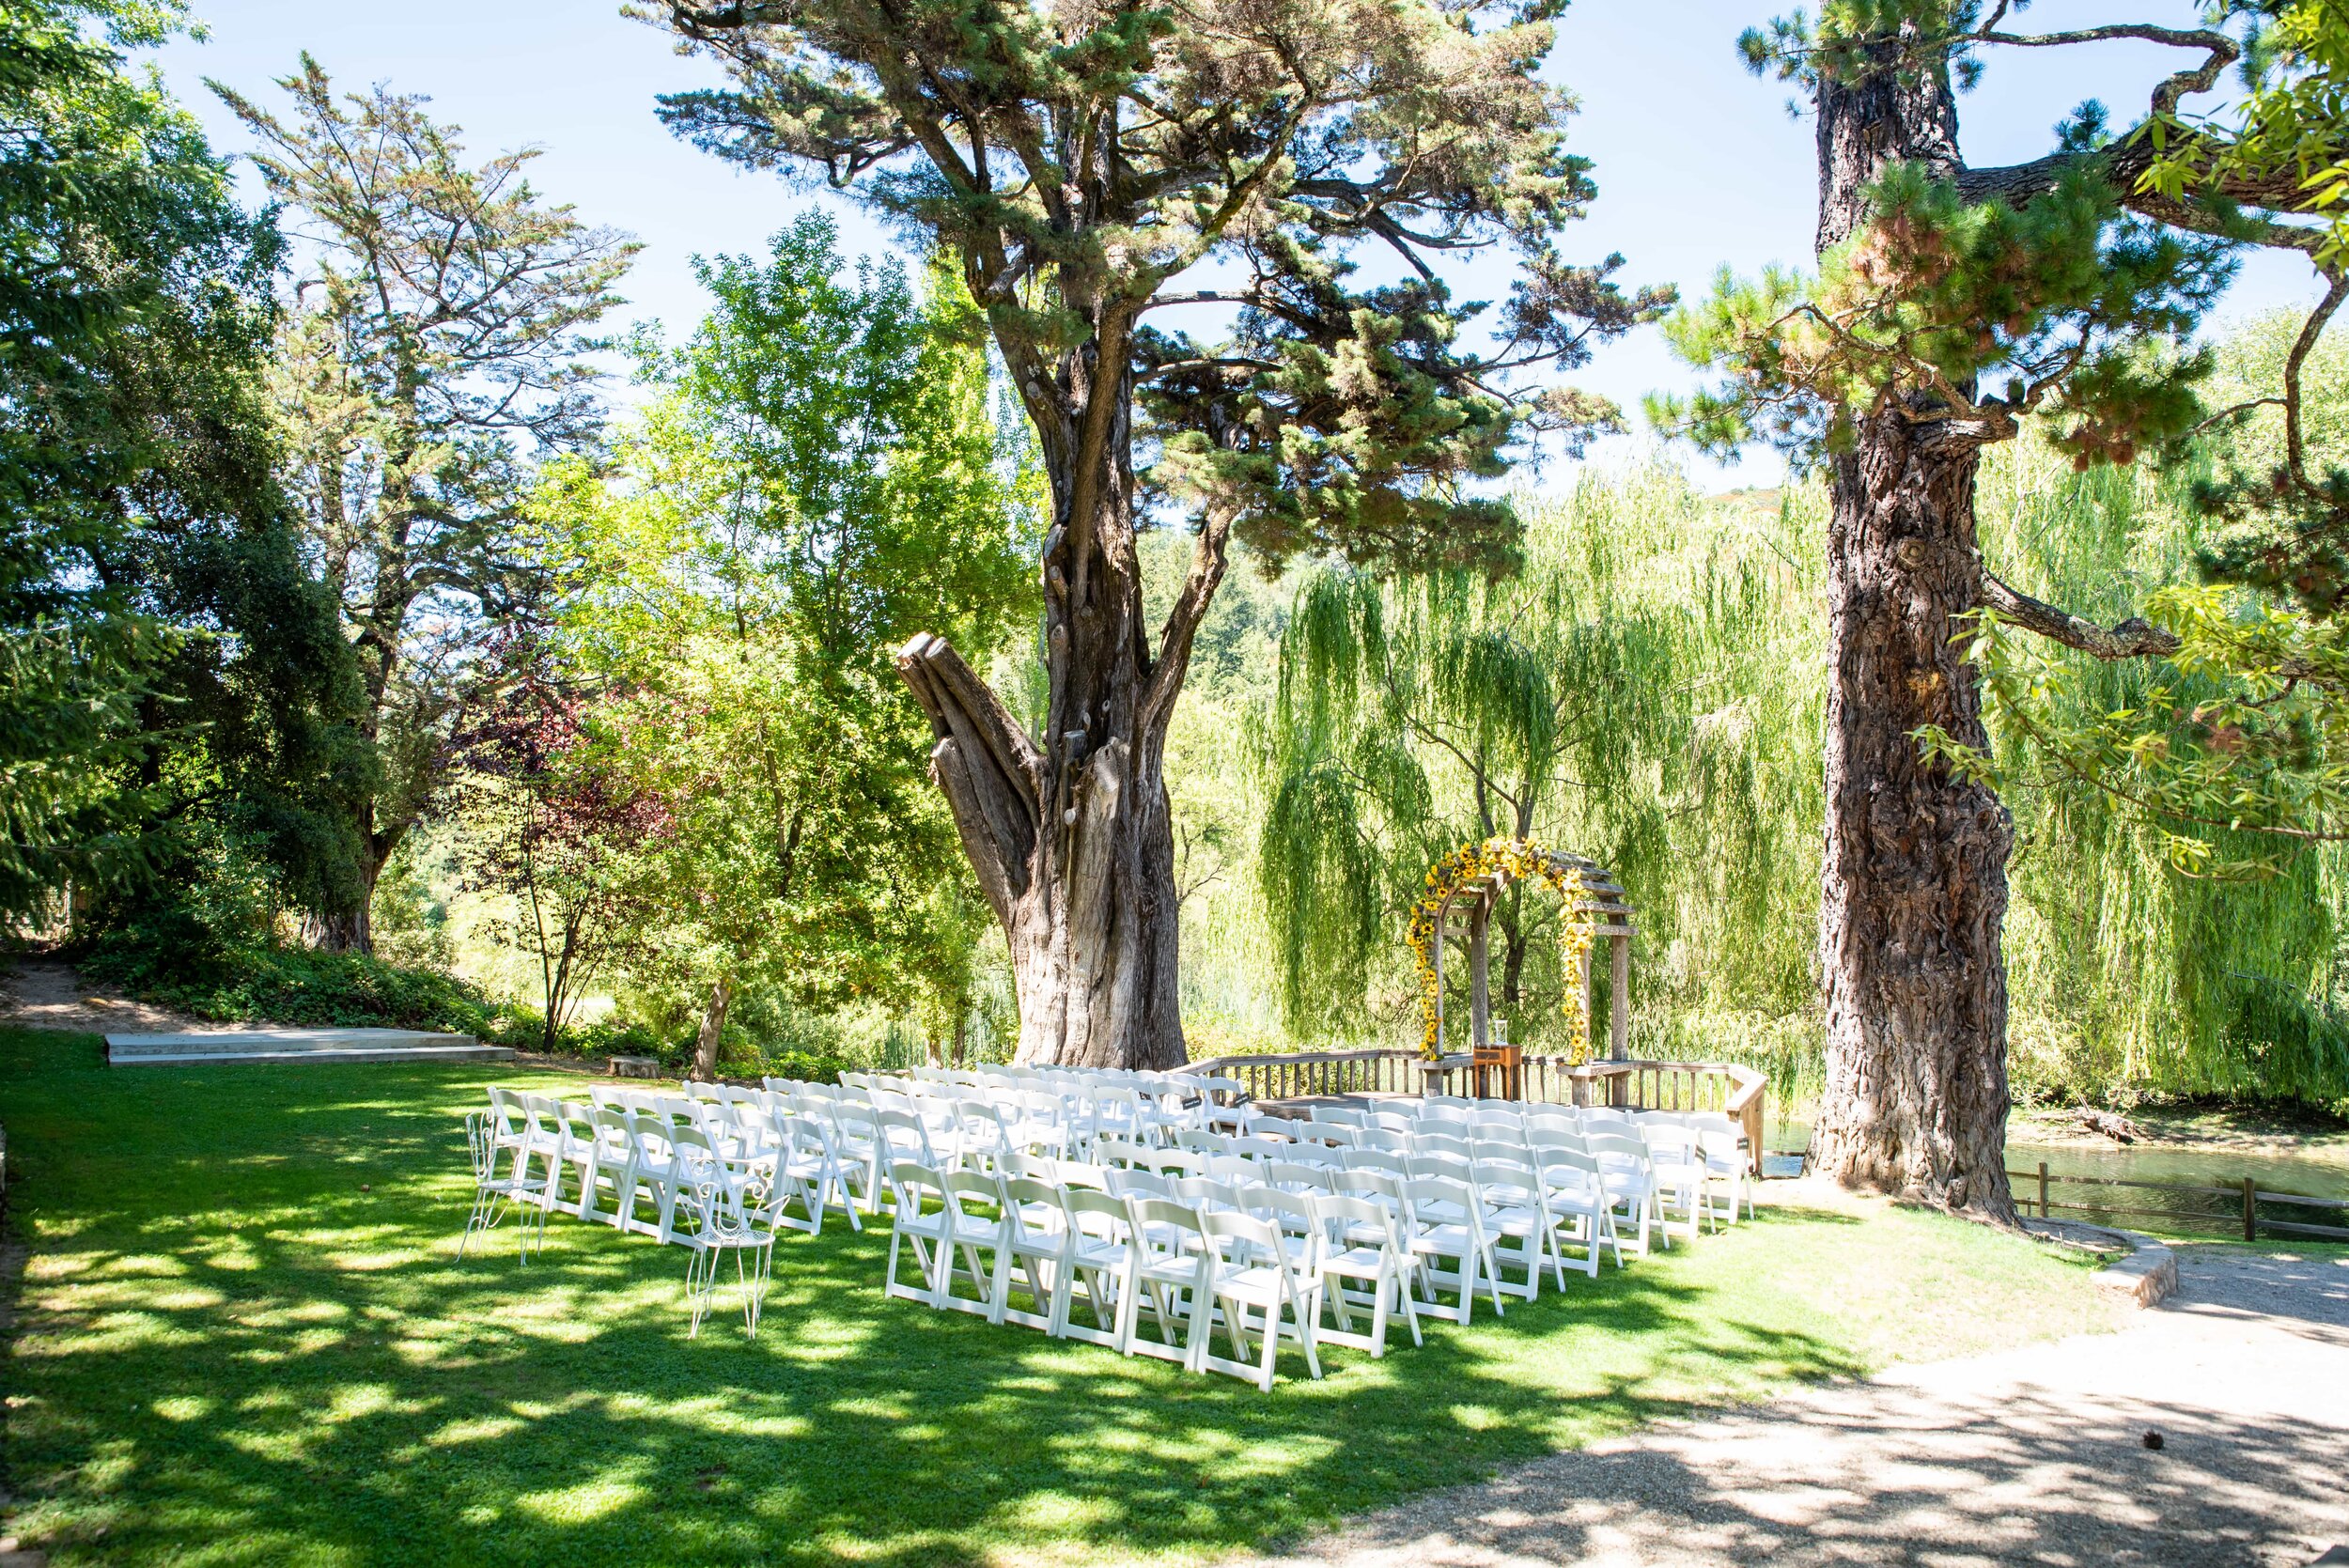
[518,1084,869,1241]
[1098,1135,1619,1294]
[883,1160,1413,1387]
[466,1090,782,1336]
[883,1074,1169,1155]
[1275,1130,1648,1265]
[1304,1112,1721,1243]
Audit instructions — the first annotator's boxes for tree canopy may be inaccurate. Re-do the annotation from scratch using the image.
[543,216,1038,1076]
[213,57,640,947]
[1,0,361,924]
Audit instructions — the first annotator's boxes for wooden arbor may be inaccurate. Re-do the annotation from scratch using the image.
[1427,846,1635,1086]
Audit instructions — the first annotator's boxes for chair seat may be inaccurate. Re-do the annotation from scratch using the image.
[1409,1223,1476,1253]
[1213,1264,1310,1301]
[1484,1205,1545,1238]
[1320,1244,1393,1276]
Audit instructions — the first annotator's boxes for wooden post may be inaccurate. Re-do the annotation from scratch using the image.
[1609,932,1629,1061]
[2243,1175,2258,1242]
[1428,888,1447,1098]
[1469,889,1491,1054]
[2037,1160,2048,1219]
[1580,941,1596,1067]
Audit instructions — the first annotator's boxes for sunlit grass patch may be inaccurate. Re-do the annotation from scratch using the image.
[0,1026,2118,1567]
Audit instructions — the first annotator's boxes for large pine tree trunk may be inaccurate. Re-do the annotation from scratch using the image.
[1808,32,2017,1219]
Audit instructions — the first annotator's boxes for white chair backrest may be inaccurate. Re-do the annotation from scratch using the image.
[1341,1147,1410,1177]
[1408,1151,1475,1187]
[1106,1166,1175,1201]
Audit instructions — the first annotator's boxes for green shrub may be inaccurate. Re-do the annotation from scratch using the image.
[75,914,494,1036]
[763,1048,848,1085]
[567,1018,664,1061]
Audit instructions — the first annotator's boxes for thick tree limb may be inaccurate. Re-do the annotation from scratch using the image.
[1141,504,1235,737]
[894,633,1046,917]
[1979,571,2182,660]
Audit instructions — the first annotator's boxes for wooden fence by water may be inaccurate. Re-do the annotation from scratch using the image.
[2011,1160,2349,1243]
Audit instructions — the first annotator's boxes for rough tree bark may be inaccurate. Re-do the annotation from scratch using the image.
[894,380,1231,1068]
[1807,34,2019,1219]
[692,976,732,1082]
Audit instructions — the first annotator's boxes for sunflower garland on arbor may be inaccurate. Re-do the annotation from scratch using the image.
[1407,836,1600,1063]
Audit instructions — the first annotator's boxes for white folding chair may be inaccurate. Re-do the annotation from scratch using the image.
[1474,1153,1563,1297]
[1689,1111,1754,1223]
[1057,1185,1140,1349]
[1534,1144,1624,1276]
[994,1174,1072,1332]
[1311,1191,1422,1356]
[1198,1207,1324,1390]
[1641,1122,1711,1240]
[677,1164,780,1339]
[459,1099,550,1261]
[1122,1196,1213,1368]
[1585,1127,1665,1256]
[1401,1175,1505,1325]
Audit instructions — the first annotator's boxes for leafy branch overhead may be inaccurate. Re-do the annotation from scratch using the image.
[644,0,1672,576]
[1652,0,2349,867]
[1920,588,2349,877]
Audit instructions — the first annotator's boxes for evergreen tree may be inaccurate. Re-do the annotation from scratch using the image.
[644,0,1669,1065]
[1,0,360,924]
[1660,3,2346,1215]
[212,59,639,951]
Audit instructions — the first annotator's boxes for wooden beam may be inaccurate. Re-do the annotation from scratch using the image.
[1610,930,1629,1061]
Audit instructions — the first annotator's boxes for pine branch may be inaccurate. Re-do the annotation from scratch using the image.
[1978,571,2182,661]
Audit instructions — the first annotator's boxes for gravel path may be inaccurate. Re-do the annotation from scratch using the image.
[1252,1245,2349,1568]
[0,956,210,1034]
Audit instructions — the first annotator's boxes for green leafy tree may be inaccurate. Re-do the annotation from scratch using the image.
[643,0,1669,1066]
[1658,2,2345,1216]
[1257,481,1822,1061]
[454,666,669,1054]
[211,59,639,951]
[2,0,361,924]
[550,217,1037,1079]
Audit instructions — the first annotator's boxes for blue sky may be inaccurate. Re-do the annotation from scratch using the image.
[154,0,2328,492]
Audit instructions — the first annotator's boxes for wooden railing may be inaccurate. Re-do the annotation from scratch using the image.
[1187,1051,1769,1174]
[2010,1160,2349,1243]
[1188,1049,1424,1102]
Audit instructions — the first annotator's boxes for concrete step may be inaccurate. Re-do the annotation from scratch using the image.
[106,1030,514,1067]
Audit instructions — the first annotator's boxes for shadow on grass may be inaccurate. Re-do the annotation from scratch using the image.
[0,1028,2043,1567]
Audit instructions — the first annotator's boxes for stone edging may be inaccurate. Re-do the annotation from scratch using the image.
[2024,1216,2177,1308]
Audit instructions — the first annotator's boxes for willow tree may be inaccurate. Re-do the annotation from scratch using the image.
[1258,558,1678,1041]
[1663,3,2344,1216]
[648,0,1667,1066]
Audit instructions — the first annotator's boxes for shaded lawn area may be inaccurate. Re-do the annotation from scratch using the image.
[0,1027,2118,1567]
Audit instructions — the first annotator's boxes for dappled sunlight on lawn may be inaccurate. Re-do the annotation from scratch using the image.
[0,1028,2115,1567]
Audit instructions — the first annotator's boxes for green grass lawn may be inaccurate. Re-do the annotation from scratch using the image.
[0,1027,2118,1567]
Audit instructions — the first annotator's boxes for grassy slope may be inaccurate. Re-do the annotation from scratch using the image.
[0,1028,2115,1567]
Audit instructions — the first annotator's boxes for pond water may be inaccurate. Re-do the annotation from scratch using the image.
[1763,1116,2349,1237]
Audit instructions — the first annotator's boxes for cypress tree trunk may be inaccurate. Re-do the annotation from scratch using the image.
[303,840,382,954]
[1808,32,2018,1219]
[896,642,1188,1071]
[895,389,1214,1069]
